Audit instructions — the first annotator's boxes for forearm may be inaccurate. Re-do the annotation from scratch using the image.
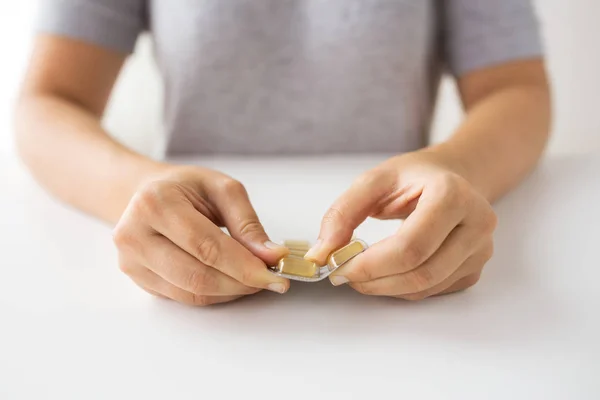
[15,94,168,224]
[429,83,551,202]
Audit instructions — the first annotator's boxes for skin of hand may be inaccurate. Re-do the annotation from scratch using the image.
[15,36,290,306]
[305,59,551,300]
[16,37,549,304]
[304,149,497,300]
[112,166,291,305]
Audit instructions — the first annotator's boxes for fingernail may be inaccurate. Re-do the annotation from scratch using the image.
[267,283,287,294]
[330,276,349,286]
[304,239,323,261]
[263,240,288,252]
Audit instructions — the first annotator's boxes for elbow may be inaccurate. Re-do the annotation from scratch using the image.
[529,81,553,150]
[12,94,56,179]
[510,82,552,158]
[13,95,36,168]
[517,62,553,147]
[12,92,55,173]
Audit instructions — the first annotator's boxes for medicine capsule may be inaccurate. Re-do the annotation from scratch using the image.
[283,240,311,257]
[283,240,311,251]
[272,255,319,278]
[327,239,368,271]
[269,239,369,282]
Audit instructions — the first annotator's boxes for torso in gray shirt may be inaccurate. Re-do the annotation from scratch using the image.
[37,0,543,156]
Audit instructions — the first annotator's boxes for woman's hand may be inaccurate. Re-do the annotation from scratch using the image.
[305,149,497,300]
[112,166,290,306]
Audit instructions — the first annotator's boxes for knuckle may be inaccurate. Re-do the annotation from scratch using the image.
[481,209,498,234]
[480,241,495,263]
[434,172,458,194]
[353,170,380,189]
[442,274,482,296]
[191,294,212,307]
[401,292,428,302]
[352,261,376,282]
[401,241,429,270]
[351,282,372,295]
[194,235,220,266]
[112,226,135,250]
[164,210,187,235]
[238,219,265,238]
[217,177,246,196]
[408,268,435,292]
[322,206,346,226]
[118,262,135,275]
[436,173,470,208]
[185,267,218,294]
[463,273,481,288]
[239,267,256,287]
[134,181,169,216]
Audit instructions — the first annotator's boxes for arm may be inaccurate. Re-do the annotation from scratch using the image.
[305,60,551,299]
[14,35,167,224]
[304,0,549,299]
[428,59,551,202]
[15,35,290,303]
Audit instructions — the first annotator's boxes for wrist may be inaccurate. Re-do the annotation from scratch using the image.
[105,151,171,224]
[421,142,492,199]
[131,156,172,190]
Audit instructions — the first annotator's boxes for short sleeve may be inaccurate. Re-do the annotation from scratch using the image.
[441,0,544,77]
[35,0,147,54]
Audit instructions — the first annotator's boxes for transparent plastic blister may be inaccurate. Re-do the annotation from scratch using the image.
[268,239,368,282]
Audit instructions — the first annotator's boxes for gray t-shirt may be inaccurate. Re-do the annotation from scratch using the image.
[36,0,543,156]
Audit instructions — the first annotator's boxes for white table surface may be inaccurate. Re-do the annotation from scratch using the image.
[0,154,599,400]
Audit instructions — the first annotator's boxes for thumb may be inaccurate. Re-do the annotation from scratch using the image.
[304,171,393,265]
[211,180,288,265]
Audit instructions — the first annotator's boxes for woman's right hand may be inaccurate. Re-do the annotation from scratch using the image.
[112,165,290,306]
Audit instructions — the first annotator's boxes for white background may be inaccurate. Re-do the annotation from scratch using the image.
[1,4,599,398]
[1,154,600,399]
[1,0,599,160]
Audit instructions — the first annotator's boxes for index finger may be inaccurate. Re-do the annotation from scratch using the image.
[152,199,290,293]
[330,187,464,283]
[206,178,289,265]
[305,171,394,264]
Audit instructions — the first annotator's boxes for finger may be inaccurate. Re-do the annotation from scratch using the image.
[148,201,290,293]
[207,178,288,265]
[396,248,490,301]
[123,262,247,306]
[437,273,481,296]
[142,287,168,299]
[371,196,419,220]
[176,294,245,307]
[305,170,396,264]
[142,272,246,306]
[329,184,467,282]
[118,253,165,298]
[145,234,263,296]
[346,225,485,295]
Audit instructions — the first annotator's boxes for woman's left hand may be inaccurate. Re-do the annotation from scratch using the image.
[304,149,498,300]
